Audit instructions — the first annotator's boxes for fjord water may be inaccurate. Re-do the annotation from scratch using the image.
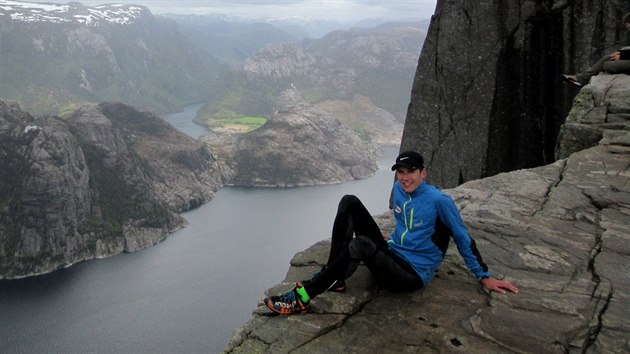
[0,106,399,353]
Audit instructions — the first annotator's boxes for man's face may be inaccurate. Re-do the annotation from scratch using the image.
[396,167,426,193]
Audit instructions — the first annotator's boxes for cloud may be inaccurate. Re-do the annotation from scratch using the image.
[27,0,437,22]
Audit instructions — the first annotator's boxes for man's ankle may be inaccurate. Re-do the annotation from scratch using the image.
[295,283,311,303]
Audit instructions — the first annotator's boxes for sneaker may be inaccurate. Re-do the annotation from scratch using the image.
[301,266,347,293]
[264,287,309,315]
[562,74,582,87]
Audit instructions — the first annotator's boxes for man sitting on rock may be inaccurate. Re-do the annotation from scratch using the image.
[563,12,630,87]
[264,151,519,315]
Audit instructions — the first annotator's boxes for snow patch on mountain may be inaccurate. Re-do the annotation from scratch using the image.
[0,0,148,25]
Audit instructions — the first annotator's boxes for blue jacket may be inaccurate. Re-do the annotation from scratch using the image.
[388,180,490,285]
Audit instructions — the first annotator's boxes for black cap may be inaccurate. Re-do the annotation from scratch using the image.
[391,151,424,171]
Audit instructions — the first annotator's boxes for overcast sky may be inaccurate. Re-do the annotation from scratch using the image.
[27,0,437,23]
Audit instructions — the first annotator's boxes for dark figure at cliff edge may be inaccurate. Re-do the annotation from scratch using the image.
[263,151,518,315]
[563,12,630,87]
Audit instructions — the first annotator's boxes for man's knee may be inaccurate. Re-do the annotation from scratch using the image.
[338,194,360,211]
[348,235,377,260]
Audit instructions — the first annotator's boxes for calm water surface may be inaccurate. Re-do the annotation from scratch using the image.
[0,106,399,353]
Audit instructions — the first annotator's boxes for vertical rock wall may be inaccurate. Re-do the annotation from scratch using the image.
[402,0,629,188]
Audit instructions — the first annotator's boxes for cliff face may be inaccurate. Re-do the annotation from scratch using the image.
[226,79,630,352]
[0,101,224,279]
[402,0,629,188]
[0,102,95,277]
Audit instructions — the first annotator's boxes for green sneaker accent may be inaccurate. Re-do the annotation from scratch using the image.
[295,284,311,302]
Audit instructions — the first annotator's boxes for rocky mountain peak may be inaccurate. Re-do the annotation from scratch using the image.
[0,0,151,26]
[242,24,425,82]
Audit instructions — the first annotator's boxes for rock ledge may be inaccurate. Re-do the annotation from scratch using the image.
[225,74,630,352]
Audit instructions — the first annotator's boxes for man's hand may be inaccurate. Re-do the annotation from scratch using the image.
[611,51,621,61]
[481,277,519,294]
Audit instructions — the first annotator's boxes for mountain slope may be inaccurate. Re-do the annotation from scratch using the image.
[164,14,299,69]
[197,21,426,145]
[0,0,226,115]
[202,88,378,187]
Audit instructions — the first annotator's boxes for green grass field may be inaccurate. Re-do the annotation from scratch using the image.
[206,116,268,133]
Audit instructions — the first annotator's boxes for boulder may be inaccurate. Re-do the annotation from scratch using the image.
[556,74,630,159]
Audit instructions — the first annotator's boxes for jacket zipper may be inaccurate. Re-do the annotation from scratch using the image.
[399,194,413,245]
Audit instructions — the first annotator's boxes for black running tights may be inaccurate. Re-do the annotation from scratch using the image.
[303,195,423,298]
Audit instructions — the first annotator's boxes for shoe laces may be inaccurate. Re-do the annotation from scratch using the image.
[277,289,298,304]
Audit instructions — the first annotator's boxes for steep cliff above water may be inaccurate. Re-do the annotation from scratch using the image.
[226,74,630,352]
[0,101,224,279]
[402,0,629,188]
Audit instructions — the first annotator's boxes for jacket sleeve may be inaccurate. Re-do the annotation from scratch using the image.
[436,194,490,280]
